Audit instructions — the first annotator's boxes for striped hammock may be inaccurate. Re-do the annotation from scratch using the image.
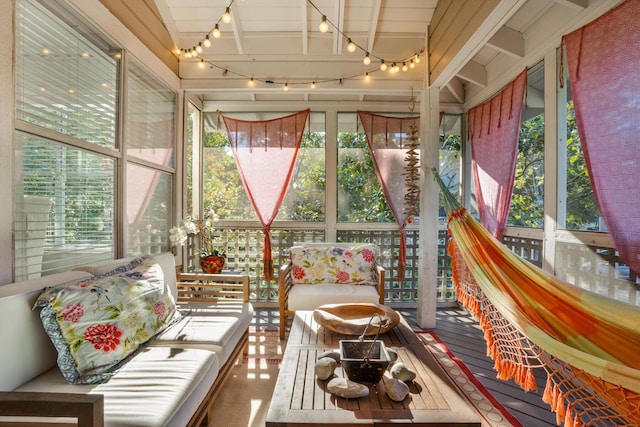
[434,171,640,426]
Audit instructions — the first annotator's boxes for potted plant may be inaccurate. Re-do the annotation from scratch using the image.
[170,209,228,274]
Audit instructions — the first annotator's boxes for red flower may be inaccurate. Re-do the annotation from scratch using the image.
[84,323,122,352]
[154,300,166,319]
[361,248,375,263]
[61,303,84,322]
[345,251,354,258]
[336,271,350,283]
[292,265,306,280]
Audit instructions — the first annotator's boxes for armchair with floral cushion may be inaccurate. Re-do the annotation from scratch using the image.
[278,242,385,339]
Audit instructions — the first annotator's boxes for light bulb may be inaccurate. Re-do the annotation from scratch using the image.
[311,81,316,88]
[248,78,254,87]
[380,60,387,71]
[212,25,221,38]
[195,43,203,54]
[185,50,192,59]
[283,83,289,91]
[409,60,415,68]
[346,38,356,53]
[365,72,370,81]
[203,35,211,48]
[191,48,198,57]
[319,15,329,33]
[414,54,420,63]
[402,62,408,72]
[363,52,371,65]
[198,59,205,69]
[175,48,182,56]
[222,7,231,24]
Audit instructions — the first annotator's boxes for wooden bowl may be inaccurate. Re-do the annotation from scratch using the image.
[313,303,400,336]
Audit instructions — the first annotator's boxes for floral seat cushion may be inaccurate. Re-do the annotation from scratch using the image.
[289,243,378,285]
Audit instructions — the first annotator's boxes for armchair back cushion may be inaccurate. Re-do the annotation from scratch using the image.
[289,243,378,285]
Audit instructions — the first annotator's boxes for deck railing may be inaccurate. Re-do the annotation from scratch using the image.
[181,225,638,306]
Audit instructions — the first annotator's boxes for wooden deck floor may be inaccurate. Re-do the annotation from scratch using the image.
[399,308,558,427]
[253,306,558,427]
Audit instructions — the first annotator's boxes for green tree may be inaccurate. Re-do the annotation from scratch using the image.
[565,101,599,229]
[508,114,545,227]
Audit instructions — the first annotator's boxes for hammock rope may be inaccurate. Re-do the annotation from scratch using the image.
[433,169,640,426]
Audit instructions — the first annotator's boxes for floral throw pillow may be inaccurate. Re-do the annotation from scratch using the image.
[290,243,378,285]
[34,255,179,384]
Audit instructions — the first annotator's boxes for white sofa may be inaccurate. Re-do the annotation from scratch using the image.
[0,253,253,427]
[278,242,385,339]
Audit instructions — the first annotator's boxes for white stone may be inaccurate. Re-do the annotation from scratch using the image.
[390,362,416,382]
[326,377,370,398]
[386,348,398,363]
[315,357,337,380]
[318,350,341,363]
[384,377,410,401]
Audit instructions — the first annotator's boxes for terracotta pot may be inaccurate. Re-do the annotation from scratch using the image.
[199,255,226,274]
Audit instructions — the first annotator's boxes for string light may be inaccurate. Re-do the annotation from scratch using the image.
[346,38,356,53]
[319,15,329,33]
[177,0,425,92]
[222,7,231,24]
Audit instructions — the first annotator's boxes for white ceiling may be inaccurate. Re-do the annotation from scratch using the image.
[151,0,620,108]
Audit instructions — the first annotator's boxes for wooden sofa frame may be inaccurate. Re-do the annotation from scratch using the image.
[278,262,385,340]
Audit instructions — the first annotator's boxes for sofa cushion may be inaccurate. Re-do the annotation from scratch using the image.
[152,301,254,366]
[288,283,380,311]
[33,255,179,384]
[15,346,219,427]
[290,243,378,285]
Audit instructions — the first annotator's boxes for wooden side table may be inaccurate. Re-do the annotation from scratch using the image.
[176,272,250,302]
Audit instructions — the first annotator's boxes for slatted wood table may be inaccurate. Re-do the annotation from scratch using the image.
[266,311,481,426]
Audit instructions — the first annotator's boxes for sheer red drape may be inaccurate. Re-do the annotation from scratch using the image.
[358,111,420,281]
[221,109,310,281]
[562,0,640,277]
[468,69,527,239]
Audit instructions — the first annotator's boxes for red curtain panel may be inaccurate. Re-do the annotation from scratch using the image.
[468,69,528,239]
[562,0,640,277]
[221,109,310,281]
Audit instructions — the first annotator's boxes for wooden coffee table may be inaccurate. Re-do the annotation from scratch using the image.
[266,310,481,426]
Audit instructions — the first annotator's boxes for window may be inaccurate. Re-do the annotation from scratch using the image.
[124,58,176,256]
[439,114,462,219]
[508,63,545,228]
[201,111,325,221]
[14,0,176,280]
[337,112,393,222]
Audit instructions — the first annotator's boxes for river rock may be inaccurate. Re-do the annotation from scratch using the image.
[318,350,341,363]
[390,363,416,382]
[386,348,398,363]
[315,357,337,380]
[384,377,410,401]
[326,378,370,398]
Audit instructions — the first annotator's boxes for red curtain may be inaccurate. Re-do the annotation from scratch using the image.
[562,0,640,277]
[221,109,310,281]
[358,111,420,281]
[468,69,527,239]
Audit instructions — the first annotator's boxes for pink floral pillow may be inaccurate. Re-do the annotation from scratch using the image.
[34,255,178,384]
[290,243,378,285]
